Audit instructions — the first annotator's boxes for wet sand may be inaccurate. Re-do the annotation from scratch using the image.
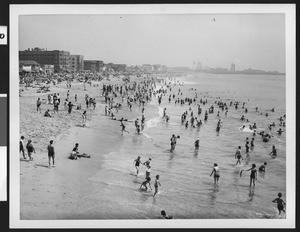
[20,78,142,219]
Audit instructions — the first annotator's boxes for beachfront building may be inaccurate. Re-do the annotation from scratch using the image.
[106,63,127,72]
[70,55,84,72]
[140,64,154,73]
[19,47,71,73]
[153,64,167,73]
[19,60,42,73]
[83,60,104,72]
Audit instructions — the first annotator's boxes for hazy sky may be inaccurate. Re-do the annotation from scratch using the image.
[19,14,285,72]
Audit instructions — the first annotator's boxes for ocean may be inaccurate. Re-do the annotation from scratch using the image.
[81,73,286,219]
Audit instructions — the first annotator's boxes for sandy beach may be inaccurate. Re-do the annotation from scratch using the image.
[20,77,148,219]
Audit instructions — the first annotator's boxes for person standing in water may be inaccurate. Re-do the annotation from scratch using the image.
[235,146,243,165]
[241,163,257,186]
[153,175,161,196]
[210,163,220,185]
[133,156,142,175]
[170,134,180,152]
[269,145,277,156]
[194,138,200,150]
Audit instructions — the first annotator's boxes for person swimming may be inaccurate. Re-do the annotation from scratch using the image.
[259,162,267,172]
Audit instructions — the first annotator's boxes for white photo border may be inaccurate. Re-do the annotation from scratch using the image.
[10,4,296,229]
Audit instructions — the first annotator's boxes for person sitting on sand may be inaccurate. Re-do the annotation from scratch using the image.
[76,103,82,110]
[44,109,51,117]
[161,210,173,219]
[69,143,79,160]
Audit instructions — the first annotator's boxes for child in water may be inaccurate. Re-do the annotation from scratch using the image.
[273,192,286,215]
[259,162,267,172]
[140,177,152,191]
[153,175,161,196]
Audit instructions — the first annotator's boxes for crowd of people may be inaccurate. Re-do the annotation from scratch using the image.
[20,72,286,217]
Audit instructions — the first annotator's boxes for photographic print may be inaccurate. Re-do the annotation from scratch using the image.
[10,4,295,228]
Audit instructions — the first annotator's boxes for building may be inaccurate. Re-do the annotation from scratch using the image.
[70,55,84,72]
[19,47,71,73]
[106,63,127,72]
[230,63,236,72]
[84,60,104,72]
[197,62,202,71]
[19,60,41,73]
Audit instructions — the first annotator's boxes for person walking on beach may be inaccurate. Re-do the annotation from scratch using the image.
[47,140,55,168]
[194,138,200,150]
[20,136,26,159]
[235,146,243,165]
[210,163,220,185]
[68,101,74,114]
[240,163,257,186]
[36,98,42,113]
[26,139,35,161]
[120,122,129,134]
[153,174,161,196]
[133,156,142,176]
[272,192,286,215]
[82,110,87,127]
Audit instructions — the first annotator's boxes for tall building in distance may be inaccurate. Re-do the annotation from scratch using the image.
[70,55,84,72]
[197,62,202,71]
[19,47,71,72]
[230,63,236,72]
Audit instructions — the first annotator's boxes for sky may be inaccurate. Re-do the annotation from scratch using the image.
[19,13,285,72]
